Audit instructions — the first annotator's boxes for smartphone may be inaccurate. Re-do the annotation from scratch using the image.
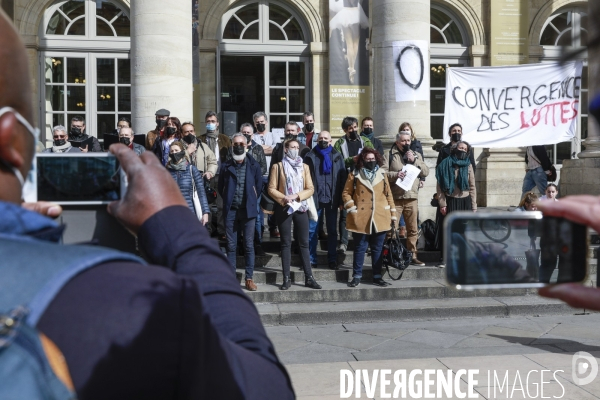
[444,212,588,289]
[29,153,126,205]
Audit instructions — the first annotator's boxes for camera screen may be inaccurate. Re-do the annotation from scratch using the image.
[37,156,121,203]
[447,216,587,286]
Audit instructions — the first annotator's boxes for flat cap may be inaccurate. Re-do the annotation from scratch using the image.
[155,109,170,117]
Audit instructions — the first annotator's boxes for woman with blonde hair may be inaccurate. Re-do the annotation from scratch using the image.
[516,192,539,211]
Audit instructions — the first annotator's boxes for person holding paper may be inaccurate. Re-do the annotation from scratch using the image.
[268,139,322,291]
[434,141,477,267]
[383,130,429,266]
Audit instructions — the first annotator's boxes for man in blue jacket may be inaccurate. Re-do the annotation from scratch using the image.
[218,133,263,291]
[0,12,293,399]
[304,131,347,270]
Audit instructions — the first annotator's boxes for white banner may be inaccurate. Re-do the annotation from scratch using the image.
[393,40,429,103]
[443,62,583,148]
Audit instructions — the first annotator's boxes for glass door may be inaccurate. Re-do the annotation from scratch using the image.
[264,56,309,130]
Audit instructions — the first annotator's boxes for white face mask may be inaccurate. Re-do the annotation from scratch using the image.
[400,130,411,135]
[0,107,40,200]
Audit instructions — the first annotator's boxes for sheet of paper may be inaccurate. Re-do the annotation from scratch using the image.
[287,201,302,215]
[395,163,421,191]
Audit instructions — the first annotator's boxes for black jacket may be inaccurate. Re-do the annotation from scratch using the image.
[304,148,347,209]
[436,142,477,172]
[37,206,294,400]
[249,141,268,176]
[525,146,553,171]
[362,134,384,156]
[68,133,102,152]
[218,155,263,220]
[269,141,310,171]
[410,139,424,159]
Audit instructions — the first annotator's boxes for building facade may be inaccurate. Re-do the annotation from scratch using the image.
[1,0,590,209]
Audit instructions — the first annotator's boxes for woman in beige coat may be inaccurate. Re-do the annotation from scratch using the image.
[342,148,397,287]
[268,139,321,290]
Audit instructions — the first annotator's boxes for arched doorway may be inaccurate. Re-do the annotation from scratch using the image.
[218,0,310,132]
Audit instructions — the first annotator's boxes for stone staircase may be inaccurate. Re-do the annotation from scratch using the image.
[227,233,598,326]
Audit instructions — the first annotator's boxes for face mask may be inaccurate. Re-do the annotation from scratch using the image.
[156,119,167,129]
[53,139,67,147]
[402,144,410,153]
[0,107,40,201]
[362,127,373,136]
[364,161,377,171]
[286,149,299,159]
[165,127,177,136]
[244,134,253,144]
[169,150,186,164]
[232,145,246,156]
[348,131,358,141]
[451,133,461,142]
[305,123,314,132]
[401,130,411,136]
[285,134,297,141]
[456,150,468,160]
[70,127,83,137]
[206,123,217,132]
[119,137,131,146]
[183,135,196,145]
[256,123,266,133]
[318,140,329,149]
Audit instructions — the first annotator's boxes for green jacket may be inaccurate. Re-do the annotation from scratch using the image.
[333,136,374,169]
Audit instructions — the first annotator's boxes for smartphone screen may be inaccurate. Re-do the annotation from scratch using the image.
[445,212,588,287]
[37,155,121,204]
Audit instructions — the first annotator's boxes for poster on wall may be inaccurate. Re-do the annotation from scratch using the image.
[490,0,529,66]
[393,40,429,103]
[329,0,371,136]
[443,61,583,148]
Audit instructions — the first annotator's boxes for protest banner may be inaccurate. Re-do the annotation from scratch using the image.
[443,62,583,148]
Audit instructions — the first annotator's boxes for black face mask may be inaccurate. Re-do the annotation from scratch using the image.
[318,140,329,149]
[362,127,373,136]
[451,133,461,143]
[456,150,468,161]
[70,127,83,137]
[183,135,196,145]
[156,119,167,129]
[119,137,131,146]
[53,139,66,147]
[165,127,177,137]
[244,134,253,144]
[256,123,266,133]
[169,150,186,164]
[305,123,314,132]
[232,145,246,156]
[402,144,410,153]
[285,134,297,141]
[348,131,358,141]
[364,161,377,171]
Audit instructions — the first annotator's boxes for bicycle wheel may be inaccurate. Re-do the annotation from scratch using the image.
[479,219,512,242]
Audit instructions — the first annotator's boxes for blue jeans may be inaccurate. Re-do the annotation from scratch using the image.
[400,214,405,227]
[309,205,338,264]
[225,208,256,279]
[255,203,263,243]
[522,167,548,197]
[352,231,387,279]
[339,209,349,245]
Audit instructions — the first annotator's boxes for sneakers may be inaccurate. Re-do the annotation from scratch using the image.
[305,276,322,289]
[411,258,425,266]
[270,228,280,238]
[373,277,391,287]
[337,243,347,254]
[254,245,266,257]
[328,261,339,270]
[348,277,361,287]
[280,277,291,290]
[245,279,257,291]
[437,259,446,268]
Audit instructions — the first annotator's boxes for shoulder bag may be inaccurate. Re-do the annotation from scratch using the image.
[260,164,280,214]
[189,167,203,220]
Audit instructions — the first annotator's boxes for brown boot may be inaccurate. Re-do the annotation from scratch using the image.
[399,226,407,238]
[245,279,257,291]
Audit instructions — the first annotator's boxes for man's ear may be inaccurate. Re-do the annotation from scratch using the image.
[0,112,26,169]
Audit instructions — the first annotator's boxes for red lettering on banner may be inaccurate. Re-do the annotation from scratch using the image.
[519,100,578,129]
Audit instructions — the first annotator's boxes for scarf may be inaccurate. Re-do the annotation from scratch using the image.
[168,159,188,171]
[314,145,333,174]
[282,155,308,212]
[51,142,73,153]
[436,154,470,195]
[361,132,375,142]
[361,165,379,183]
[206,131,218,153]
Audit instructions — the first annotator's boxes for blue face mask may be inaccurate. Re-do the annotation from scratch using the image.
[206,123,217,132]
[0,107,40,201]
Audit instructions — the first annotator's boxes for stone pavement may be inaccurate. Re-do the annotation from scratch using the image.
[266,313,600,399]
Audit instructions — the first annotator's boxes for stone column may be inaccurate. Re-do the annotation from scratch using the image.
[131,0,193,135]
[372,0,437,221]
[559,0,600,197]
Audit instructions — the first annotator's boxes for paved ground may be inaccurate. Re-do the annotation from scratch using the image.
[266,313,600,399]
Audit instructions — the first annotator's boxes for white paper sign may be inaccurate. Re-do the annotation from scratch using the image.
[443,61,583,148]
[395,164,421,191]
[393,40,430,103]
